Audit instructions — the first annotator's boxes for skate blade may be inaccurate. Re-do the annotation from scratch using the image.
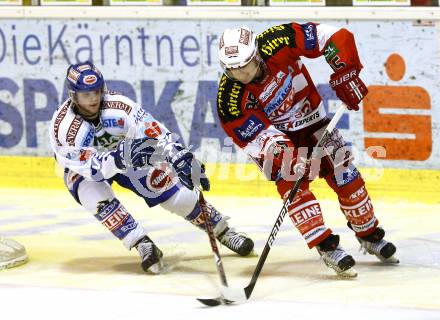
[147,259,166,275]
[0,254,28,271]
[197,285,245,307]
[380,255,400,264]
[197,296,234,307]
[336,267,358,278]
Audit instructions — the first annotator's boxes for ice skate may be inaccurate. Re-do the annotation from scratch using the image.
[0,237,28,270]
[217,228,254,256]
[316,234,357,278]
[135,236,164,274]
[357,227,399,264]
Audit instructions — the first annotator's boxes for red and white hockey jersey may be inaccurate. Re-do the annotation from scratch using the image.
[217,22,362,164]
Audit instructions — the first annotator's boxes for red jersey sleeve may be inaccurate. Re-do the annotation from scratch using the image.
[257,22,362,72]
[289,22,363,71]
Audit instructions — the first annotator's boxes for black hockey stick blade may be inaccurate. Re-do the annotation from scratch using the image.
[197,296,234,307]
[244,284,253,299]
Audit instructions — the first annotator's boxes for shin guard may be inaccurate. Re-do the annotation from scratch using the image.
[94,198,146,249]
[326,174,378,237]
[277,179,331,248]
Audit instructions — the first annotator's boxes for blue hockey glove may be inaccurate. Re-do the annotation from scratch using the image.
[114,137,159,170]
[169,147,210,191]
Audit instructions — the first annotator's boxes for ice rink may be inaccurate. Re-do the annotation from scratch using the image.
[1,187,440,320]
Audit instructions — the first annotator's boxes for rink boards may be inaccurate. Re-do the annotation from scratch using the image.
[0,155,439,203]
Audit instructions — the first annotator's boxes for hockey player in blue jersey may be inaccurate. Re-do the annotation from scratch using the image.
[49,61,254,273]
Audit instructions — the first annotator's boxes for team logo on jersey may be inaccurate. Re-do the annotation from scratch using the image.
[79,149,93,162]
[233,115,264,142]
[144,121,162,138]
[301,23,317,50]
[225,46,239,56]
[83,75,97,85]
[147,166,174,192]
[245,92,258,110]
[239,28,251,45]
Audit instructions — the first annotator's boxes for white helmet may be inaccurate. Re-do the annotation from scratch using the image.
[219,26,258,71]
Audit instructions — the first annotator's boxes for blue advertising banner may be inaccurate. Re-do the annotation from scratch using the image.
[0,19,438,169]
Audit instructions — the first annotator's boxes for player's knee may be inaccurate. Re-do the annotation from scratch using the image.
[77,180,115,212]
[159,186,198,217]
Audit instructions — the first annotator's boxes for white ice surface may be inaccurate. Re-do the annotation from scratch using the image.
[1,189,439,320]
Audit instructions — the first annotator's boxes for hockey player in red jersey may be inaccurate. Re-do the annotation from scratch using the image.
[216,24,399,277]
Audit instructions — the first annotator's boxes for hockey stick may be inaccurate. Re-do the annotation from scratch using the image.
[241,103,347,300]
[196,190,235,307]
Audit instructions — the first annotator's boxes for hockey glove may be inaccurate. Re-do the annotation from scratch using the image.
[261,138,310,181]
[330,66,368,111]
[169,147,210,191]
[113,137,158,170]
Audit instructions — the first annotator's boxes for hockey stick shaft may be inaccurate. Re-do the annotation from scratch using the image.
[244,103,347,298]
[198,190,229,287]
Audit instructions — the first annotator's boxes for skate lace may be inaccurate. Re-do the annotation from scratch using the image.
[220,229,246,251]
[358,238,386,256]
[320,247,347,268]
[138,242,154,261]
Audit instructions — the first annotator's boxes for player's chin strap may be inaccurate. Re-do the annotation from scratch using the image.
[240,103,348,301]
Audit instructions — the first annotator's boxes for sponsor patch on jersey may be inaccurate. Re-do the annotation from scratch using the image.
[264,72,294,116]
[259,80,278,102]
[83,74,97,85]
[217,75,245,122]
[66,116,83,146]
[81,129,94,147]
[102,118,125,129]
[257,24,296,59]
[301,23,317,50]
[233,115,264,142]
[102,101,132,115]
[53,101,70,146]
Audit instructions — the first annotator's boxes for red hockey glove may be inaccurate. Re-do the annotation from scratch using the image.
[329,66,368,111]
[261,138,310,182]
